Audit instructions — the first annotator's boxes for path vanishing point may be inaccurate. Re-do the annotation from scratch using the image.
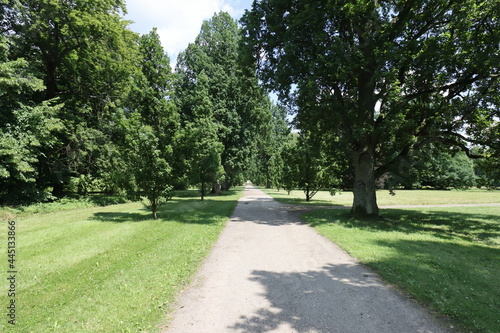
[163,185,453,333]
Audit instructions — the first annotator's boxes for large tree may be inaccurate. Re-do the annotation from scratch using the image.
[242,0,500,217]
[176,11,269,191]
[6,0,138,195]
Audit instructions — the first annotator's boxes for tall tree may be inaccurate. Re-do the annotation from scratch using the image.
[118,28,178,218]
[7,0,138,195]
[252,102,290,188]
[0,21,63,203]
[242,0,500,217]
[176,11,269,191]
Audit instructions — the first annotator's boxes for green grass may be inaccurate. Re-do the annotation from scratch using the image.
[304,206,500,333]
[0,194,129,220]
[0,188,243,332]
[262,187,500,206]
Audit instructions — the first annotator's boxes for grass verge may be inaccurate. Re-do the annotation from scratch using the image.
[0,188,242,332]
[261,188,500,206]
[0,194,129,220]
[304,206,500,333]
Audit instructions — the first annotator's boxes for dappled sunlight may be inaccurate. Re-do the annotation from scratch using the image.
[368,238,500,331]
[307,207,500,246]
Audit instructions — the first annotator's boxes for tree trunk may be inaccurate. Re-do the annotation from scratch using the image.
[201,183,205,201]
[151,199,158,219]
[211,182,221,195]
[45,59,58,100]
[351,148,379,217]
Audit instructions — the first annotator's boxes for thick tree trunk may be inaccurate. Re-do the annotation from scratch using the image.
[351,148,379,217]
[211,182,221,195]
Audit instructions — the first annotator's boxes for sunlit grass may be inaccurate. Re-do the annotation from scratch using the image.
[304,206,500,333]
[262,187,500,206]
[0,188,243,332]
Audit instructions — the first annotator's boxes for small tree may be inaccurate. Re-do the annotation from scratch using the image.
[123,121,173,219]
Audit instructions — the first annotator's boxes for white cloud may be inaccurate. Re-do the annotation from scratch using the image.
[124,0,250,64]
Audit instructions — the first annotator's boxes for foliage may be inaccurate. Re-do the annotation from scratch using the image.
[118,29,178,219]
[180,118,224,199]
[6,0,139,195]
[176,11,270,190]
[248,102,290,188]
[386,145,477,190]
[0,37,63,203]
[242,0,500,217]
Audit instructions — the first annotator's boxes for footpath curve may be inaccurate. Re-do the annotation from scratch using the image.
[163,186,453,333]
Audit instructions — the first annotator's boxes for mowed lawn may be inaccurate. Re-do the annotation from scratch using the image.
[0,188,242,332]
[266,188,500,333]
[263,187,500,206]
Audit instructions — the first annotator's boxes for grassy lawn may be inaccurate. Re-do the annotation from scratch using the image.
[302,205,500,333]
[0,188,242,332]
[262,187,500,206]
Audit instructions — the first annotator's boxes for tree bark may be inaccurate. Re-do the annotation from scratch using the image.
[351,147,379,217]
[151,202,158,219]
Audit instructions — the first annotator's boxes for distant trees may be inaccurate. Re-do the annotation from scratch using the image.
[385,145,477,190]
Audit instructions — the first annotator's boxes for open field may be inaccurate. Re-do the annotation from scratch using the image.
[0,188,242,332]
[262,187,500,207]
[301,205,500,333]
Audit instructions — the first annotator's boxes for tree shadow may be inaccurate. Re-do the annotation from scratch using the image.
[91,192,240,223]
[367,239,500,332]
[91,211,151,222]
[229,264,449,333]
[308,208,500,245]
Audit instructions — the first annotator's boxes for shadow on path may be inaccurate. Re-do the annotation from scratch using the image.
[229,264,443,333]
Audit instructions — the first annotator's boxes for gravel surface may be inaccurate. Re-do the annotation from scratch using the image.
[163,186,454,333]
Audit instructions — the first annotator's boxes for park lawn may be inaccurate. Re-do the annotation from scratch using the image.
[304,206,500,333]
[0,188,243,332]
[262,187,500,206]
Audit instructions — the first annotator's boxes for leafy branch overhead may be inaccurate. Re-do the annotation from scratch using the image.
[242,0,499,216]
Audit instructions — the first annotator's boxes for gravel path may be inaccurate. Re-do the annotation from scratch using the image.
[163,186,453,333]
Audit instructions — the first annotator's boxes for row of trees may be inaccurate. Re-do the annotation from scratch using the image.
[0,1,281,218]
[2,0,498,218]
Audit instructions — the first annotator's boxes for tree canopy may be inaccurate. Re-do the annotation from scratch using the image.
[242,0,500,216]
[2,1,498,217]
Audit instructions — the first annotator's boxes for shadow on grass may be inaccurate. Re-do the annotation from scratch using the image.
[91,211,151,222]
[308,208,500,245]
[92,193,240,224]
[367,238,500,332]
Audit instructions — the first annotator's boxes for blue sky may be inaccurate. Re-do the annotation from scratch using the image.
[124,0,254,64]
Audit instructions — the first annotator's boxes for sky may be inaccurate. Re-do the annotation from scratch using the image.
[123,0,255,64]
